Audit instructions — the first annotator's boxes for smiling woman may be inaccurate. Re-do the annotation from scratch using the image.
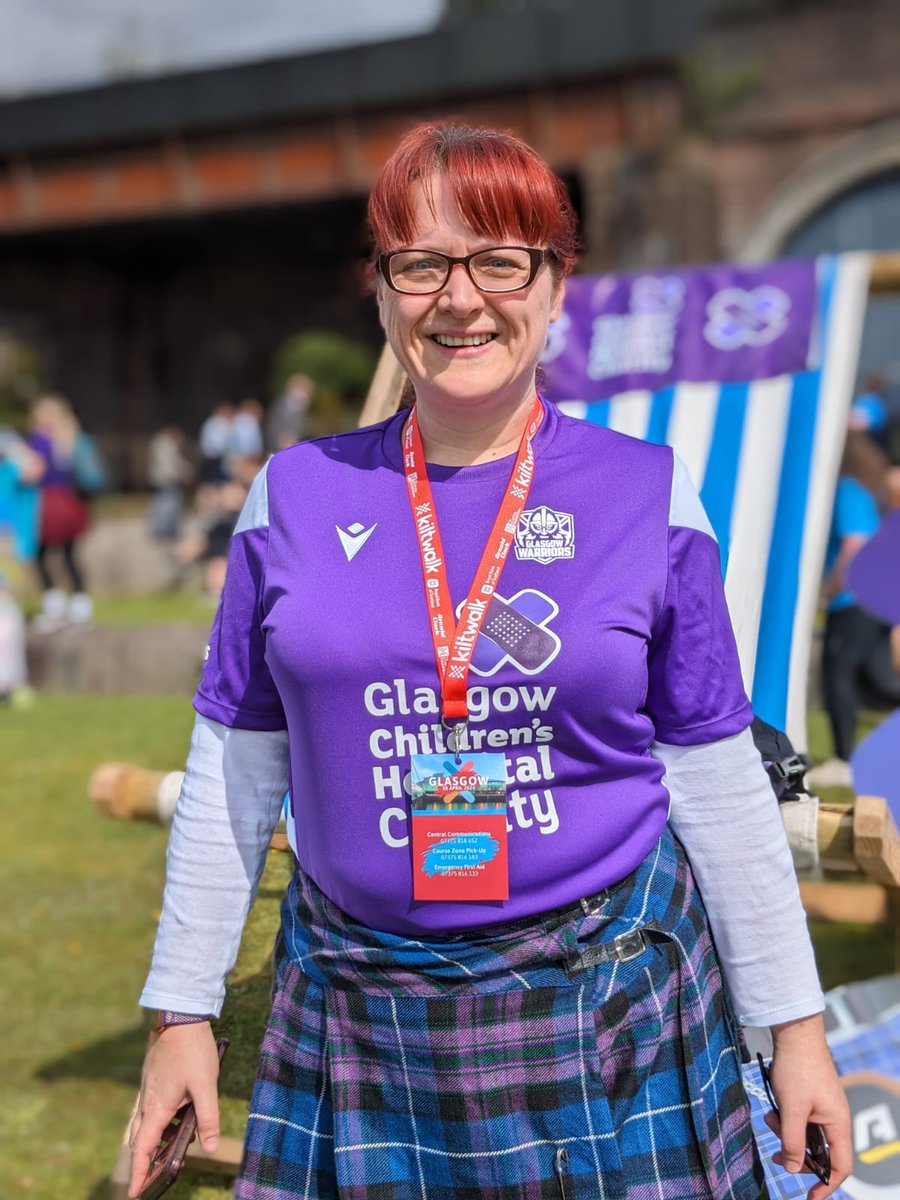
[129,122,851,1200]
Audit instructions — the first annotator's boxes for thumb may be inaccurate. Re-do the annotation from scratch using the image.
[193,1088,220,1153]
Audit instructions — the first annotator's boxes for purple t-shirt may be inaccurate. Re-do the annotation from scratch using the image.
[195,400,752,933]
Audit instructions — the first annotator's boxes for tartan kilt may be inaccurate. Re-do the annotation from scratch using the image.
[236,826,764,1200]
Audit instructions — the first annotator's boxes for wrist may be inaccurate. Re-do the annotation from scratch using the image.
[770,1012,827,1051]
[153,1010,213,1034]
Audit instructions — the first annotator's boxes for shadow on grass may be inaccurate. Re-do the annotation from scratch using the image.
[85,1172,233,1200]
[34,960,275,1102]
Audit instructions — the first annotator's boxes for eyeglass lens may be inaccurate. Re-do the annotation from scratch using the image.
[387,248,535,293]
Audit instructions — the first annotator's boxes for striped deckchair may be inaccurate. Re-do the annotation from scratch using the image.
[540,254,870,750]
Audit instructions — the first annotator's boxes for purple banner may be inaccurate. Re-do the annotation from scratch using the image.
[540,259,818,403]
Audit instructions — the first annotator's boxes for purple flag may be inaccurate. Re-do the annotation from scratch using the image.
[541,259,818,402]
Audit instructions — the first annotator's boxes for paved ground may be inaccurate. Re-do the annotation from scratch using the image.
[26,509,208,694]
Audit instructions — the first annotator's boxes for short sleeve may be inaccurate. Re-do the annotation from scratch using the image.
[833,477,879,541]
[645,453,752,745]
[193,462,286,731]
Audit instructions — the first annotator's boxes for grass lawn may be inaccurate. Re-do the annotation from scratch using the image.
[0,695,291,1200]
[0,695,894,1198]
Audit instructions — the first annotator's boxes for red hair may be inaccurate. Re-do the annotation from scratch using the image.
[368,123,579,280]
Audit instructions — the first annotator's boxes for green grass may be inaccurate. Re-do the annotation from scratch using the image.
[91,591,218,627]
[0,696,290,1200]
[0,695,894,1197]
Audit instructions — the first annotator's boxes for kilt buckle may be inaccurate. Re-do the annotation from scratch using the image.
[613,930,647,962]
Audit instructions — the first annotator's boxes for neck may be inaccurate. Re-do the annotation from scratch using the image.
[412,391,539,467]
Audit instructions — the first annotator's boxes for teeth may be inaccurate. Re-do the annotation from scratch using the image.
[433,333,494,347]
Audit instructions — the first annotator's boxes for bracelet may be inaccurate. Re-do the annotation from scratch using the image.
[153,1010,213,1034]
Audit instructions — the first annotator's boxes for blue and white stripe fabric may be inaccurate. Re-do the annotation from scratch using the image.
[543,254,870,749]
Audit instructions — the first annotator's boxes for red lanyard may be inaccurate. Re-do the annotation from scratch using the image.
[402,396,543,724]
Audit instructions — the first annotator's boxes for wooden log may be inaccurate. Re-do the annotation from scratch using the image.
[90,763,167,822]
[109,1094,140,1199]
[358,342,404,427]
[853,795,900,887]
[799,879,891,925]
[816,804,858,873]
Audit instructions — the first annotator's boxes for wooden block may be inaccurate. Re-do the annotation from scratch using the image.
[816,804,859,873]
[109,1141,132,1200]
[184,1134,244,1177]
[799,879,890,925]
[854,794,900,887]
[109,1093,140,1199]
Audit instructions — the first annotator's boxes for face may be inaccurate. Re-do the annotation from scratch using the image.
[376,174,564,417]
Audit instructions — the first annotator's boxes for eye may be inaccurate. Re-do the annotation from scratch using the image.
[393,253,446,275]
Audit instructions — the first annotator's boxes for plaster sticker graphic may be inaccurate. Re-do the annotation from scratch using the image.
[704,285,791,351]
[457,588,561,677]
[515,505,575,565]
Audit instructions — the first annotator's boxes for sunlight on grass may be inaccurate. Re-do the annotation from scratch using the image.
[91,591,218,627]
[0,696,287,1199]
[1,694,894,1197]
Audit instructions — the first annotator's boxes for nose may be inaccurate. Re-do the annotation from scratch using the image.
[438,263,484,315]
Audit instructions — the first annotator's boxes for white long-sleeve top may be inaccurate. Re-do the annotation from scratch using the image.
[141,716,823,1026]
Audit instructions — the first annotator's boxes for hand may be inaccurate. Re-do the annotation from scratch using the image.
[128,1022,221,1199]
[767,1015,853,1200]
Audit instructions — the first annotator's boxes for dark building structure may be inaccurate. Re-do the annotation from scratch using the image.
[0,0,898,476]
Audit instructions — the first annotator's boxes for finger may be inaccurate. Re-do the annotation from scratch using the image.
[763,1110,781,1137]
[825,1122,854,1185]
[776,1110,809,1174]
[192,1083,221,1153]
[127,1110,170,1198]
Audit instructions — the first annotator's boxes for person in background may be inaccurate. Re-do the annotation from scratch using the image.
[27,394,98,630]
[147,424,195,541]
[807,424,900,789]
[0,427,42,698]
[229,398,265,462]
[198,402,235,485]
[129,123,850,1200]
[265,373,312,452]
[172,454,262,600]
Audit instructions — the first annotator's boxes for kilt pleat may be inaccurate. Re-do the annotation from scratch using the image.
[235,827,764,1200]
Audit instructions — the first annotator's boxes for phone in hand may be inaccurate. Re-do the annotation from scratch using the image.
[139,1037,229,1200]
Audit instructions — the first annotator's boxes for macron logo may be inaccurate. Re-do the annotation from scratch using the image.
[336,521,377,562]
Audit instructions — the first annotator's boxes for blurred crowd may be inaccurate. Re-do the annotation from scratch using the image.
[2,367,900,749]
[0,373,316,701]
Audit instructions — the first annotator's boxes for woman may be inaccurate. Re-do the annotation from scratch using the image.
[130,124,850,1199]
[808,426,900,790]
[27,394,97,629]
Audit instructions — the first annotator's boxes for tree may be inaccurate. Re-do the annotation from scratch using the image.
[270,329,377,436]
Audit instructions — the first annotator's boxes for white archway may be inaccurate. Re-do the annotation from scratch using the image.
[738,118,900,261]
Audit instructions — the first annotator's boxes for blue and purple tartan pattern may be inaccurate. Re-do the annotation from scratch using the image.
[235,828,763,1199]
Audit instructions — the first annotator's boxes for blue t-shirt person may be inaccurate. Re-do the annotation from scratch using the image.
[823,475,880,611]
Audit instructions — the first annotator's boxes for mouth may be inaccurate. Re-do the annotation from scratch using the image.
[430,333,497,348]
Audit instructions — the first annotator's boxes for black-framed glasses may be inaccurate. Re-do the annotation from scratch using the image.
[756,1053,832,1185]
[377,246,546,295]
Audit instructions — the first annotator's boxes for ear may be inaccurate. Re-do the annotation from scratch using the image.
[375,281,387,329]
[549,277,565,325]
